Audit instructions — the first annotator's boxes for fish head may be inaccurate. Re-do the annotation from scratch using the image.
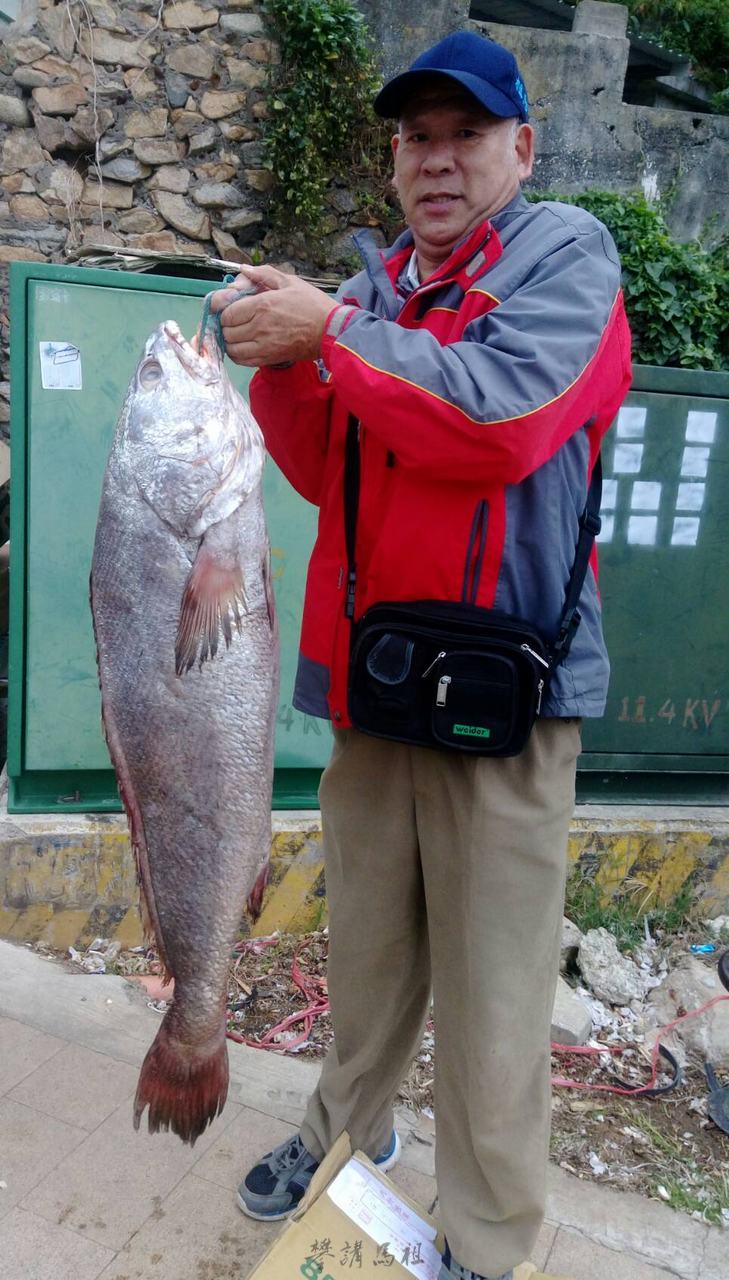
[121,320,264,539]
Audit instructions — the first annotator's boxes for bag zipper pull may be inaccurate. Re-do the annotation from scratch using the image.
[521,643,550,669]
[421,650,446,680]
[536,678,544,715]
[436,674,451,706]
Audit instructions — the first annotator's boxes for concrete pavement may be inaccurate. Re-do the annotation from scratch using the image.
[0,939,725,1280]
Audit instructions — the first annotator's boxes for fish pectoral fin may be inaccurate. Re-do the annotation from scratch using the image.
[175,543,245,676]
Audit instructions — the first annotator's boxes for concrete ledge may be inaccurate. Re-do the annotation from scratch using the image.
[1,804,728,949]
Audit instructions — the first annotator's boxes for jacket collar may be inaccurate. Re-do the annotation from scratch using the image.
[355,192,529,308]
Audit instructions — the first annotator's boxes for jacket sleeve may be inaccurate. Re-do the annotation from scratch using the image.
[249,359,334,506]
[320,224,632,486]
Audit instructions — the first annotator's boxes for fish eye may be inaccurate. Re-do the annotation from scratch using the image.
[139,359,163,390]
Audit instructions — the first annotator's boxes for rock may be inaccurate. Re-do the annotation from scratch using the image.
[116,208,164,234]
[1,130,46,175]
[30,110,66,152]
[98,136,129,160]
[245,168,273,193]
[65,106,115,147]
[210,226,251,263]
[646,957,729,1067]
[187,127,218,155]
[705,916,729,937]
[226,59,267,88]
[221,207,263,231]
[193,160,237,182]
[577,928,647,1006]
[151,191,210,240]
[83,179,134,209]
[79,30,154,68]
[125,70,157,102]
[1,172,34,194]
[124,108,168,140]
[220,14,264,37]
[561,916,584,973]
[8,194,48,223]
[164,71,190,110]
[217,122,256,142]
[80,226,124,246]
[172,110,205,139]
[551,975,592,1046]
[37,8,76,61]
[132,139,185,165]
[31,83,87,115]
[240,38,280,64]
[0,94,31,127]
[192,181,246,209]
[126,230,179,251]
[84,0,122,31]
[0,245,45,263]
[200,91,247,120]
[5,36,52,65]
[35,162,84,205]
[163,2,220,30]
[98,156,151,183]
[12,66,51,89]
[148,165,190,194]
[167,46,215,79]
[251,100,268,121]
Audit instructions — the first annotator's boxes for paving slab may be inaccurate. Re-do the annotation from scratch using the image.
[546,1166,708,1280]
[547,1226,683,1280]
[94,1171,282,1280]
[8,1042,138,1130]
[0,1096,88,1220]
[192,1103,297,1192]
[0,1204,115,1280]
[21,1096,244,1251]
[0,1015,66,1094]
[700,1228,729,1280]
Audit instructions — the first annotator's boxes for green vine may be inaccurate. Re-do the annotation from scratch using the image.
[529,191,728,370]
[260,0,392,250]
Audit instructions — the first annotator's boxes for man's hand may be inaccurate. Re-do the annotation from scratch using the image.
[209,264,338,367]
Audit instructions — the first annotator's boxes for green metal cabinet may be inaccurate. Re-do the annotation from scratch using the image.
[8,263,729,810]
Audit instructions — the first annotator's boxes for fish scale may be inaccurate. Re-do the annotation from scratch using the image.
[91,318,279,1144]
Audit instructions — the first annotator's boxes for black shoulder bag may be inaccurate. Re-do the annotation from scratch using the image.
[345,417,602,757]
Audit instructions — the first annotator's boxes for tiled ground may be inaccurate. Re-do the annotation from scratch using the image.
[0,942,723,1280]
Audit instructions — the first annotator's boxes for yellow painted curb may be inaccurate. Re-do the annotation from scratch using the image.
[1,806,728,950]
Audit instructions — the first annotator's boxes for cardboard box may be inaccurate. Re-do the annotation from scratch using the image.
[247,1133,574,1280]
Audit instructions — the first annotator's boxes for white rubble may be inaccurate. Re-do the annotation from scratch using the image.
[577,927,648,1006]
[645,956,729,1068]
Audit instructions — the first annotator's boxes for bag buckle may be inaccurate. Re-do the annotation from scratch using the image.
[581,510,602,537]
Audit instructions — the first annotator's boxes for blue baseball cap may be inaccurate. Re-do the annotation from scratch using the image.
[373,31,529,123]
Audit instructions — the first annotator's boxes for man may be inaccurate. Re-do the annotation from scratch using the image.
[211,30,631,1280]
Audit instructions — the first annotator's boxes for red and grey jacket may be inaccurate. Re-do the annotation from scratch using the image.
[250,192,633,725]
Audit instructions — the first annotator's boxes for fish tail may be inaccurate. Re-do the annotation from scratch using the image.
[133,1014,229,1146]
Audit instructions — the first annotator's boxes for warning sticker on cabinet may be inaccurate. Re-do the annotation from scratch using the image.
[39,342,82,390]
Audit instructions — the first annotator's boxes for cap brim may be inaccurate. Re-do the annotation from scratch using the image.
[373,68,523,120]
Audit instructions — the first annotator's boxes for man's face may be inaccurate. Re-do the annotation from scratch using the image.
[391,85,534,270]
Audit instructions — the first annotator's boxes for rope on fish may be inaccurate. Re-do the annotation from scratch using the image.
[198,273,259,357]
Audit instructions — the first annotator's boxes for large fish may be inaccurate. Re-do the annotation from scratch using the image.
[90,317,279,1144]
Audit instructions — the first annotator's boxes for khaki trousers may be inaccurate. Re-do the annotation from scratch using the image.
[300,719,581,1279]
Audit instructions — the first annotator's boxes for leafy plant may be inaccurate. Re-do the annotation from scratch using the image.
[564,867,697,953]
[260,0,392,249]
[528,190,728,369]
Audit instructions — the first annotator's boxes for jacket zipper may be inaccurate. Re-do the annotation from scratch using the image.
[462,500,489,605]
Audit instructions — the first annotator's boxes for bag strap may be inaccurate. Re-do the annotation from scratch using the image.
[550,453,602,669]
[343,414,602,666]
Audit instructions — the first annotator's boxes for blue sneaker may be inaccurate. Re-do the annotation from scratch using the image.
[439,1242,513,1280]
[237,1129,401,1221]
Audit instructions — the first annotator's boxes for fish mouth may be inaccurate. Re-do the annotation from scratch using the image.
[162,321,222,382]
